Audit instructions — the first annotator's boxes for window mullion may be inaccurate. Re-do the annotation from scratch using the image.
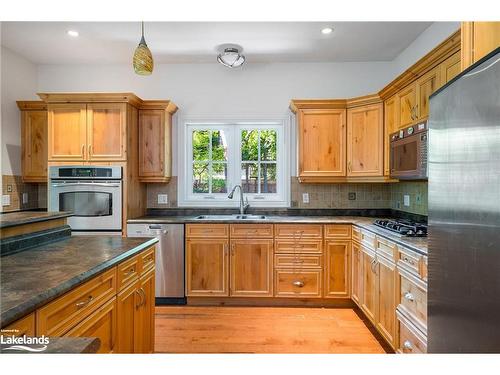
[208,130,212,194]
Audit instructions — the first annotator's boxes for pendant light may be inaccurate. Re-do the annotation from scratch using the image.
[133,21,154,75]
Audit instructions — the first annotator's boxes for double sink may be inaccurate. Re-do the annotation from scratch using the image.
[194,214,267,221]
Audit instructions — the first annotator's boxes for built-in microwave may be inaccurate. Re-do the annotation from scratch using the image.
[48,166,123,233]
[390,121,428,180]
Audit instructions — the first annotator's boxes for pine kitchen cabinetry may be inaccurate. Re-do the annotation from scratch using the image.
[323,224,351,299]
[138,101,178,183]
[1,245,158,354]
[383,95,398,176]
[17,101,48,183]
[461,22,500,70]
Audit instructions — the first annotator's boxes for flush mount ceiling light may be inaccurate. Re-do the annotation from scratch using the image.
[133,21,154,76]
[67,30,79,37]
[217,47,245,68]
[321,27,334,35]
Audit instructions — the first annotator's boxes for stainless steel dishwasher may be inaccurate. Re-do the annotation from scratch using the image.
[127,223,185,305]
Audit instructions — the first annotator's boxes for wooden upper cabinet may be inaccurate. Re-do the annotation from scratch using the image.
[138,102,177,183]
[415,66,441,120]
[186,239,229,297]
[383,95,399,176]
[347,102,383,177]
[396,84,417,129]
[291,101,347,182]
[324,240,350,298]
[47,104,87,161]
[440,51,461,85]
[462,22,500,70]
[230,239,274,297]
[87,103,127,161]
[18,102,48,183]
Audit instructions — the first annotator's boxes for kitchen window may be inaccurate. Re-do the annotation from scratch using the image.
[179,120,289,207]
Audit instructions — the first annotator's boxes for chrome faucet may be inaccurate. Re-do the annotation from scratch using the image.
[228,185,249,215]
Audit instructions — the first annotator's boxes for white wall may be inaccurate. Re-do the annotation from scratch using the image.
[1,46,38,176]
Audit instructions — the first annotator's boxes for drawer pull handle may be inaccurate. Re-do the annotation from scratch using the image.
[145,256,153,263]
[139,288,146,307]
[404,292,415,302]
[203,229,213,233]
[76,295,93,309]
[403,340,413,351]
[292,259,305,263]
[135,289,143,308]
[403,257,415,265]
[292,281,305,288]
[125,268,136,276]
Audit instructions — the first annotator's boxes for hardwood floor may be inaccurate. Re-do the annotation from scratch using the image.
[155,306,391,353]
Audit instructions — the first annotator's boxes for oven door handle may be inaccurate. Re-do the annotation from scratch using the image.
[50,182,121,188]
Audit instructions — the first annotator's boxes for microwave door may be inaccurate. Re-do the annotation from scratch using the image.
[390,136,420,179]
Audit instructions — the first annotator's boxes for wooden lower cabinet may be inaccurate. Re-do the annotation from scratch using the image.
[274,270,322,298]
[116,279,140,353]
[376,255,397,348]
[324,240,350,298]
[186,239,229,296]
[351,241,363,306]
[361,247,377,323]
[2,313,36,337]
[230,239,273,297]
[134,268,155,353]
[65,297,117,353]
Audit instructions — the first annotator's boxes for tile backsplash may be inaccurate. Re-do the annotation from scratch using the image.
[1,175,44,212]
[144,176,428,216]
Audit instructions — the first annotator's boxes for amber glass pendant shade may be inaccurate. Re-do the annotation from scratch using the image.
[133,22,154,75]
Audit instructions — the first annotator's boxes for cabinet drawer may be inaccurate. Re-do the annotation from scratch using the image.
[140,246,156,274]
[117,254,141,290]
[375,236,397,261]
[230,224,274,238]
[274,254,322,269]
[398,247,422,276]
[37,268,117,336]
[324,224,351,239]
[274,224,323,239]
[397,311,427,354]
[360,229,376,250]
[2,313,35,337]
[186,224,229,238]
[275,240,323,254]
[399,271,427,333]
[352,226,361,243]
[274,270,322,298]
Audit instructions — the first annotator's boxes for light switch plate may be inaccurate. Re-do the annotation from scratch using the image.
[2,195,11,206]
[158,194,168,205]
[302,193,309,204]
[22,192,28,204]
[403,194,410,207]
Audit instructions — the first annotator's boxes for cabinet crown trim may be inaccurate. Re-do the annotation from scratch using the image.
[17,101,47,111]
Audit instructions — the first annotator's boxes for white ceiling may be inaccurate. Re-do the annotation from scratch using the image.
[1,22,433,64]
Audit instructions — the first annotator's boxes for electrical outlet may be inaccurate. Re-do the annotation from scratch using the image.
[7,185,12,193]
[403,194,410,207]
[22,193,29,204]
[302,193,309,204]
[158,194,168,205]
[415,193,422,204]
[2,195,11,206]
[348,192,356,200]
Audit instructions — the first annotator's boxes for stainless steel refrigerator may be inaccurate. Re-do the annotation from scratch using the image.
[428,47,500,353]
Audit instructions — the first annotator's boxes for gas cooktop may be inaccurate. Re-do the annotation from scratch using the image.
[373,219,427,237]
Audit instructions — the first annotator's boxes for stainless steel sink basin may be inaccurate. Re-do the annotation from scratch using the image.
[194,214,266,220]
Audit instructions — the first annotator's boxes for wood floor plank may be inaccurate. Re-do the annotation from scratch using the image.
[154,306,391,353]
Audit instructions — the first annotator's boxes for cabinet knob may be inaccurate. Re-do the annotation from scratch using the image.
[292,280,305,288]
[403,340,413,351]
[404,292,415,302]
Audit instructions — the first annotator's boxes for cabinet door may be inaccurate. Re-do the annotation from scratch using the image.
[396,84,416,129]
[87,103,127,161]
[134,268,155,353]
[21,110,47,182]
[347,103,383,176]
[115,279,140,353]
[351,241,363,306]
[230,239,273,297]
[48,104,87,161]
[3,313,35,337]
[440,51,461,85]
[65,297,117,353]
[384,95,399,176]
[361,248,377,323]
[377,255,397,349]
[298,109,346,179]
[186,239,229,296]
[139,109,171,182]
[415,66,441,120]
[462,22,500,68]
[324,240,350,298]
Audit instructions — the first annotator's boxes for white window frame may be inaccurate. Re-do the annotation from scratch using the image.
[178,117,290,207]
